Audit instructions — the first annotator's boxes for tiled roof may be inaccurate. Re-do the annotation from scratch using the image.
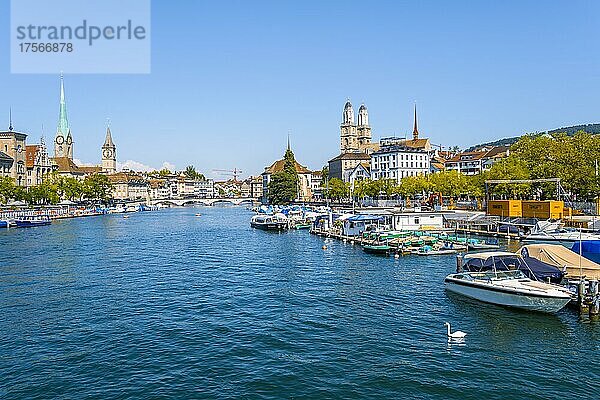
[446,151,487,163]
[25,145,39,168]
[328,152,371,162]
[52,157,85,175]
[79,166,103,174]
[403,138,430,149]
[264,159,312,174]
[483,145,510,158]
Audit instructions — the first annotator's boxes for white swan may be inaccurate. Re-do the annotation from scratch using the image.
[445,322,466,339]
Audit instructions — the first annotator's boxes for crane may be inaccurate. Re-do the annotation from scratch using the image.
[212,168,243,182]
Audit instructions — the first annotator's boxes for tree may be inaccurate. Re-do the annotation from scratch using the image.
[83,174,113,202]
[326,178,349,200]
[56,176,84,201]
[158,168,171,177]
[184,165,206,181]
[267,147,299,205]
[0,176,16,203]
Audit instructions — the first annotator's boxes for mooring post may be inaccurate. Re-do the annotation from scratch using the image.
[578,280,587,314]
[589,280,599,317]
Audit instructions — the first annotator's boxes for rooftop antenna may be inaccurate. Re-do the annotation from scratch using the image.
[287,130,291,150]
[9,107,13,131]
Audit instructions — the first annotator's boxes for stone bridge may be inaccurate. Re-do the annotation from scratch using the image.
[150,197,259,207]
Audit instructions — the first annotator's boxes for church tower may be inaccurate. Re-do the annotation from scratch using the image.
[340,100,358,153]
[412,103,419,141]
[55,74,73,159]
[101,125,117,174]
[357,103,372,150]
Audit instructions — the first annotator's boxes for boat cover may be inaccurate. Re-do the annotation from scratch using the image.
[519,244,600,280]
[462,253,563,283]
[571,240,600,254]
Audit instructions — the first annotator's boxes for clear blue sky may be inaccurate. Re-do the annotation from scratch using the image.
[1,0,599,178]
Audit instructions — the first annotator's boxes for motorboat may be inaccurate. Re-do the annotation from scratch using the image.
[250,214,288,231]
[522,221,600,242]
[445,252,572,313]
[460,250,564,284]
[13,215,51,227]
[362,244,391,255]
[519,243,600,280]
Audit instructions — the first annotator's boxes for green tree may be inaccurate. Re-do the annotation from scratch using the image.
[184,165,206,181]
[0,176,16,203]
[267,147,299,205]
[83,174,114,202]
[326,178,349,200]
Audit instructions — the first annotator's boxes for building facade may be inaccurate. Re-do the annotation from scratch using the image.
[26,139,53,186]
[370,145,430,183]
[0,122,27,186]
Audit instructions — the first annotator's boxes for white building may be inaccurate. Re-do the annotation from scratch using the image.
[390,211,445,231]
[370,145,430,183]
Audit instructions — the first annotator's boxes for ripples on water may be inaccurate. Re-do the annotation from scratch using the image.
[1,207,599,399]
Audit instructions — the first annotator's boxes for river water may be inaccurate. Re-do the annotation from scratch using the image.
[1,207,599,399]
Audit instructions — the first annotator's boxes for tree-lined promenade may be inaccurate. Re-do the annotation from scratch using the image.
[0,173,113,205]
[309,131,600,204]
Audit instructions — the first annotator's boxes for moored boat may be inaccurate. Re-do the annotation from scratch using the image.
[362,244,391,255]
[446,252,572,312]
[250,214,288,231]
[13,215,51,227]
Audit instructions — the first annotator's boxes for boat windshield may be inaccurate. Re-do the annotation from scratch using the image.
[468,270,527,281]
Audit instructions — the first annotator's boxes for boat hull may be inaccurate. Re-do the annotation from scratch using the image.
[363,245,390,255]
[14,220,51,228]
[444,277,571,313]
[250,221,287,231]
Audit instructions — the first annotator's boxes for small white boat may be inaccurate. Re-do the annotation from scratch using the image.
[522,221,600,242]
[445,252,572,313]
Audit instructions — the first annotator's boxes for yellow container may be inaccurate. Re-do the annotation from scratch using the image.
[487,200,522,217]
[521,200,564,219]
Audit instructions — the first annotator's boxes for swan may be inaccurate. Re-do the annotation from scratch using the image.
[445,322,466,339]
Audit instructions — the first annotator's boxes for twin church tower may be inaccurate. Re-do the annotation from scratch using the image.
[340,100,376,154]
[54,75,117,174]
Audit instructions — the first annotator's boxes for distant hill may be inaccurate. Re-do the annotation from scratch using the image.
[465,123,600,151]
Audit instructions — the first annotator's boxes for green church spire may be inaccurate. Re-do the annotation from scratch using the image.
[57,73,69,138]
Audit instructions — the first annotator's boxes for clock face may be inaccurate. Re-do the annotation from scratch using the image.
[56,136,64,145]
[66,136,72,145]
[103,149,113,158]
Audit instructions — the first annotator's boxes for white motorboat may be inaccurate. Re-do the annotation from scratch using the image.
[522,221,600,242]
[445,252,572,313]
[250,213,288,231]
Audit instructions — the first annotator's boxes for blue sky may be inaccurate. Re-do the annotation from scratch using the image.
[1,0,599,178]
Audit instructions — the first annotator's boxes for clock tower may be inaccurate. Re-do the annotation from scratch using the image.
[101,126,117,174]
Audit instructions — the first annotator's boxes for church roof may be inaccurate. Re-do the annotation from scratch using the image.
[52,157,84,175]
[57,74,70,138]
[264,159,311,174]
[103,127,115,147]
[79,166,102,174]
[328,152,371,163]
[403,138,430,150]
